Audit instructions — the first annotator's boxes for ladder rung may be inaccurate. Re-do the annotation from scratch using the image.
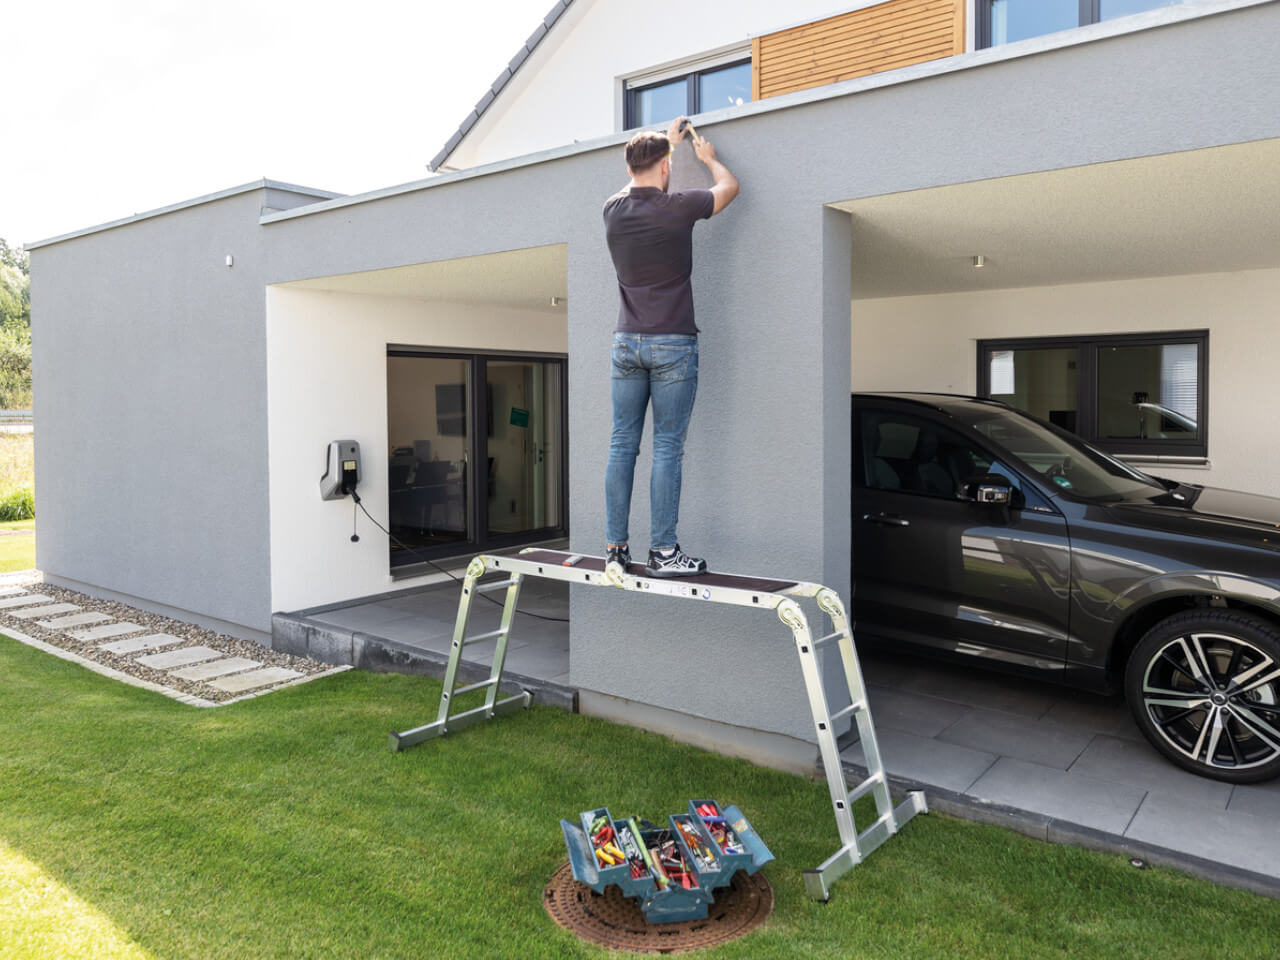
[476,578,519,593]
[847,772,884,805]
[451,678,499,697]
[829,700,866,725]
[463,628,507,646]
[813,630,849,649]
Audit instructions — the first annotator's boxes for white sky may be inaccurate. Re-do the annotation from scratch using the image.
[2,0,554,247]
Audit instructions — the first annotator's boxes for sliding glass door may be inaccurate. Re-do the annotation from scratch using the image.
[387,350,567,570]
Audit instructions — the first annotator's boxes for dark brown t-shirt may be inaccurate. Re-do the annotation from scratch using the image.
[603,186,715,335]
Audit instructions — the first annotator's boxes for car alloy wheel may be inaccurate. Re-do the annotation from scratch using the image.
[1126,611,1280,783]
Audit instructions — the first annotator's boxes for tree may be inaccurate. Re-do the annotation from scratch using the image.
[0,239,31,408]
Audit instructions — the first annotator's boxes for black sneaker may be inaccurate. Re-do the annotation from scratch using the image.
[645,545,707,578]
[606,544,631,569]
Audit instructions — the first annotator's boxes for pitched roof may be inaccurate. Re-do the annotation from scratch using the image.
[427,0,577,172]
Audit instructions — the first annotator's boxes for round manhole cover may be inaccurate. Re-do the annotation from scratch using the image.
[543,861,774,954]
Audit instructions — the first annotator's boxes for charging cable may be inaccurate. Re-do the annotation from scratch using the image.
[348,490,569,623]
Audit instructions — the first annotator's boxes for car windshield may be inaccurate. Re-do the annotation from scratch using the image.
[956,405,1166,502]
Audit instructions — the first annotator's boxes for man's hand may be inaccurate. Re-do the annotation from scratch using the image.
[691,134,739,215]
[667,116,690,147]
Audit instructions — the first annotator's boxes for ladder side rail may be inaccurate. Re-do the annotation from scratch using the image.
[483,574,525,714]
[436,563,483,725]
[777,599,859,849]
[816,588,897,821]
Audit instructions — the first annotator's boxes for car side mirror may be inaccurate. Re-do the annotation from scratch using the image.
[961,474,1021,508]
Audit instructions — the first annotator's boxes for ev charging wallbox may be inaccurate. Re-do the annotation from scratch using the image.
[320,440,361,501]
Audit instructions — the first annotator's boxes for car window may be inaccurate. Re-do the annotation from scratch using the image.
[860,410,1013,500]
[966,408,1164,501]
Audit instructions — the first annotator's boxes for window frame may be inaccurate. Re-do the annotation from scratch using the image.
[976,330,1209,459]
[386,346,570,574]
[624,58,752,130]
[976,0,1179,48]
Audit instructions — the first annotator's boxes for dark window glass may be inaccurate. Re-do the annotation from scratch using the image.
[986,347,1079,433]
[860,410,1002,500]
[989,0,1079,45]
[1100,0,1183,21]
[697,62,751,112]
[632,79,687,127]
[1096,342,1200,443]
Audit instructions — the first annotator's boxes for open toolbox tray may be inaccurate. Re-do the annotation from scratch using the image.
[559,799,773,924]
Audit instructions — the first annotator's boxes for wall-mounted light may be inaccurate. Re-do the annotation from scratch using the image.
[550,296,566,307]
[972,255,986,269]
[225,254,234,268]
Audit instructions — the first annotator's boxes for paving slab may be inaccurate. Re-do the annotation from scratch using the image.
[967,757,1146,836]
[0,586,27,597]
[136,646,224,670]
[169,657,261,681]
[9,603,81,620]
[36,611,113,629]
[207,667,303,693]
[888,662,1054,719]
[865,684,972,739]
[70,622,147,642]
[842,726,997,793]
[1227,778,1280,819]
[1125,793,1280,876]
[0,593,54,609]
[99,633,186,654]
[937,706,1096,770]
[1069,735,1234,809]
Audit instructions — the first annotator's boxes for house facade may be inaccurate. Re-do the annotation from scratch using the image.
[29,0,1280,767]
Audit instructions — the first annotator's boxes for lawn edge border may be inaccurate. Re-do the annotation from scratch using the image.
[840,756,1280,901]
[0,627,352,708]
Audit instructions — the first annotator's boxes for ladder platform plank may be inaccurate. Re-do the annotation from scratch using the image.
[513,549,799,593]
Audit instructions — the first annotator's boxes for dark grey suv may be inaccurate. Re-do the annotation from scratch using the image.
[852,393,1280,784]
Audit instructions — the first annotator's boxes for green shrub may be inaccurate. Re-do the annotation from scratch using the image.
[0,487,33,521]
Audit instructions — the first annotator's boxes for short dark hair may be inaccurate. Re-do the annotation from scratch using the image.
[625,131,669,173]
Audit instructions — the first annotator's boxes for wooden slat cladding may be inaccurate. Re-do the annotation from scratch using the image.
[754,0,965,99]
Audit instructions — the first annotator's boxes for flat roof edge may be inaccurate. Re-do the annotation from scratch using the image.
[261,0,1273,227]
[26,179,344,250]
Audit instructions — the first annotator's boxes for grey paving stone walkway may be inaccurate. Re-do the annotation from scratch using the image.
[0,584,341,706]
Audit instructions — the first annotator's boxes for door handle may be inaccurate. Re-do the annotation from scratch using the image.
[862,513,910,527]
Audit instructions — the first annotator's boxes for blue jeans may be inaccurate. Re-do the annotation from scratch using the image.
[605,333,698,551]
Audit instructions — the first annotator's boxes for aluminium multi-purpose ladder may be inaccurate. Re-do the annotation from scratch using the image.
[389,548,926,901]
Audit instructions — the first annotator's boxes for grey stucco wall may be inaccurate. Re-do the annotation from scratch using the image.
[28,3,1280,738]
[30,184,330,637]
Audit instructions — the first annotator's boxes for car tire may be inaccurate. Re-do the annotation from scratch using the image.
[1126,609,1280,783]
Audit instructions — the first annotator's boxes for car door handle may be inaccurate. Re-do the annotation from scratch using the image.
[863,513,910,527]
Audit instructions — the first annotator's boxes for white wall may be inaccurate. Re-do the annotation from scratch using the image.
[265,286,568,614]
[448,0,910,170]
[851,267,1280,494]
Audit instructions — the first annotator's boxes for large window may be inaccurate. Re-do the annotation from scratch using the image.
[978,0,1185,47]
[977,331,1208,458]
[625,60,751,128]
[386,349,568,570]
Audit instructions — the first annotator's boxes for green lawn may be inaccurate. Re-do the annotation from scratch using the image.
[0,519,34,572]
[0,635,1276,960]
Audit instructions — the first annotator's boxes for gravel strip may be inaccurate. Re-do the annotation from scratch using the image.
[0,571,336,703]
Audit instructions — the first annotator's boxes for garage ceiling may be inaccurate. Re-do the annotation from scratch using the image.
[280,242,568,311]
[837,138,1280,300]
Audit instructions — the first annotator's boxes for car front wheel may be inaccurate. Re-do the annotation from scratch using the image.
[1126,610,1280,783]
